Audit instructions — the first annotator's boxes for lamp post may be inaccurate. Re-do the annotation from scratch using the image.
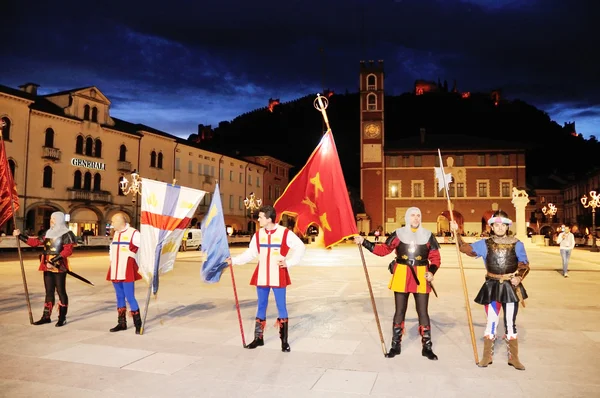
[119,170,142,229]
[542,203,557,225]
[243,192,262,233]
[581,191,600,252]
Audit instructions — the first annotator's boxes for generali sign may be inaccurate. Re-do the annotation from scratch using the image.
[71,158,106,171]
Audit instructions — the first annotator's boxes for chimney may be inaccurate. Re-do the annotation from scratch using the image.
[420,128,426,144]
[19,83,40,96]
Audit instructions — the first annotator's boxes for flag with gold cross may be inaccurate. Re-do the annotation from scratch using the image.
[139,178,206,294]
[274,130,357,248]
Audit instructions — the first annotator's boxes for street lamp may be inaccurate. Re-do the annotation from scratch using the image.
[244,192,262,233]
[542,203,557,224]
[581,191,600,252]
[120,170,142,228]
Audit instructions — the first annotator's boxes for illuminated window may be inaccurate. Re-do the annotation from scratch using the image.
[456,183,465,197]
[389,181,400,198]
[367,93,377,110]
[367,74,377,90]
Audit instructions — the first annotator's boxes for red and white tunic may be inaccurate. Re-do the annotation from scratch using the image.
[232,225,305,288]
[106,226,142,282]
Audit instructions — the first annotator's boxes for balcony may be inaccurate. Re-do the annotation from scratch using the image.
[203,175,214,184]
[68,188,112,203]
[42,146,61,161]
[117,160,132,172]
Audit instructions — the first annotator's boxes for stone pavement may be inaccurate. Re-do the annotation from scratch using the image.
[1,242,599,398]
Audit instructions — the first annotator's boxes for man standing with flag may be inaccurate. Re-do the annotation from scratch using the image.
[227,205,305,352]
[354,207,441,360]
[106,213,143,334]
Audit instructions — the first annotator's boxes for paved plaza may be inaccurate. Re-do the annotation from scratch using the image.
[1,241,599,397]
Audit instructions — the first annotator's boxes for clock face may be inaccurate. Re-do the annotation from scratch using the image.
[364,123,381,139]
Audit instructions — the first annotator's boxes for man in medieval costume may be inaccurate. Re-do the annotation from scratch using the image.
[451,210,529,370]
[354,207,441,360]
[106,213,143,334]
[14,211,77,327]
[227,205,305,352]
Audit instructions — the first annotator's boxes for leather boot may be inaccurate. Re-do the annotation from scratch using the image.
[245,318,265,349]
[419,325,438,360]
[110,307,127,332]
[387,322,403,358]
[478,336,495,367]
[506,337,525,370]
[277,318,290,352]
[33,302,53,325]
[55,303,68,327]
[131,310,142,335]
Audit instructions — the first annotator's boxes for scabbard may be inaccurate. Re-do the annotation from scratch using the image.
[67,270,95,286]
[406,261,420,285]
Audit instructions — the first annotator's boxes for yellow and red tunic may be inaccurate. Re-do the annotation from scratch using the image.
[106,226,142,282]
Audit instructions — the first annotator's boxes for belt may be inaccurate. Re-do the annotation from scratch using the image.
[485,272,526,307]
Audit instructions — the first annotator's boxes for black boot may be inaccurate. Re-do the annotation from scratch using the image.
[55,303,68,327]
[277,318,290,352]
[110,307,127,332]
[33,302,53,325]
[245,318,265,349]
[131,310,142,335]
[419,325,438,360]
[387,322,403,358]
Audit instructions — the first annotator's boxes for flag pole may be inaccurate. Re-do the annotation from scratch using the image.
[228,261,246,347]
[140,279,152,335]
[314,94,387,356]
[1,123,33,324]
[437,149,479,364]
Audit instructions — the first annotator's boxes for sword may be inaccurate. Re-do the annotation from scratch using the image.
[406,260,438,298]
[66,270,95,286]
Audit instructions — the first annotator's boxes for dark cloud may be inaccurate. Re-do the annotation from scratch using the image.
[2,0,598,137]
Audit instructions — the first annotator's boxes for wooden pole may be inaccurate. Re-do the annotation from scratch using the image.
[228,262,246,347]
[437,149,479,364]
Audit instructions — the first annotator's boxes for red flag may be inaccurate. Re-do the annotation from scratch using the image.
[0,136,19,228]
[274,131,357,248]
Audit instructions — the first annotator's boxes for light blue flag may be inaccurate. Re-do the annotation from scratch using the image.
[200,183,231,283]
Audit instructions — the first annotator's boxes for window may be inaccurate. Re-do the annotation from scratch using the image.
[204,165,210,175]
[412,182,423,197]
[83,105,90,120]
[91,107,98,123]
[456,183,465,197]
[73,170,82,189]
[198,164,202,175]
[93,173,101,191]
[501,182,511,197]
[239,172,243,183]
[389,182,400,198]
[118,176,125,196]
[389,156,398,167]
[76,135,84,154]
[268,164,272,172]
[175,157,181,171]
[8,159,16,181]
[1,117,11,140]
[456,155,464,166]
[268,185,272,200]
[478,182,488,197]
[367,93,377,111]
[402,156,409,167]
[210,166,215,176]
[219,167,224,180]
[83,172,92,191]
[229,195,234,209]
[43,166,53,188]
[239,196,243,210]
[256,176,260,187]
[489,154,497,166]
[503,154,510,166]
[367,74,376,90]
[230,170,234,181]
[248,175,252,185]
[119,145,127,161]
[275,185,281,198]
[414,155,422,167]
[448,182,455,197]
[94,139,102,157]
[436,183,444,197]
[84,137,93,156]
[477,155,486,166]
[44,128,54,148]
[150,151,157,167]
[157,152,164,169]
[435,156,440,167]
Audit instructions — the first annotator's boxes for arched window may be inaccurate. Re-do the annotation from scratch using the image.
[85,137,93,156]
[150,151,157,167]
[73,170,82,189]
[75,135,84,154]
[83,105,90,120]
[91,107,98,123]
[8,159,16,180]
[367,74,376,90]
[367,93,377,110]
[83,172,92,191]
[1,117,11,141]
[94,138,102,157]
[118,176,125,196]
[157,152,164,169]
[119,145,127,161]
[44,128,55,148]
[93,173,101,191]
[43,166,53,188]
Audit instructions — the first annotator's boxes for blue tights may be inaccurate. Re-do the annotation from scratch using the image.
[113,281,139,311]
[256,286,287,320]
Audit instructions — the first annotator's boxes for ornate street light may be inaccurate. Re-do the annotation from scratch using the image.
[542,203,557,224]
[581,191,600,252]
[244,192,262,233]
[119,170,142,228]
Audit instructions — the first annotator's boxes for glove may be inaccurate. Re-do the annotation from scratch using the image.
[49,255,63,266]
[388,260,396,274]
[17,234,29,244]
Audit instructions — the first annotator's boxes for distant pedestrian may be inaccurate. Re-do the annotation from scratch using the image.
[557,225,575,278]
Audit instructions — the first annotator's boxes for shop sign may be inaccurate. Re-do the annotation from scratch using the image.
[71,158,106,171]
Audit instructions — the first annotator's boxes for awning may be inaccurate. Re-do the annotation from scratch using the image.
[69,208,98,223]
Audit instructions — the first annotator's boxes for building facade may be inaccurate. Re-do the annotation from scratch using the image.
[1,83,291,237]
[359,61,527,235]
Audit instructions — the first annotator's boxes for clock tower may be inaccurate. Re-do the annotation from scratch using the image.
[359,60,385,232]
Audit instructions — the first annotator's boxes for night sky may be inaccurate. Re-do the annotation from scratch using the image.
[2,0,598,139]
